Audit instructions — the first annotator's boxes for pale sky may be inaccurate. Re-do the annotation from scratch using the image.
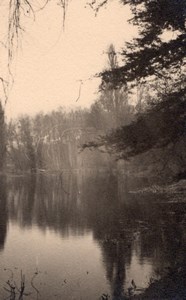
[1,0,137,119]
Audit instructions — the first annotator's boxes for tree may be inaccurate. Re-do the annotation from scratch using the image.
[2,0,186,175]
[7,116,36,172]
[84,0,186,175]
[98,44,134,128]
[101,0,186,88]
[0,102,6,171]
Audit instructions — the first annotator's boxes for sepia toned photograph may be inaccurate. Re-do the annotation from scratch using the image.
[0,0,185,299]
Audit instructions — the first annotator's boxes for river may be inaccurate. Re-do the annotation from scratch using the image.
[0,171,185,299]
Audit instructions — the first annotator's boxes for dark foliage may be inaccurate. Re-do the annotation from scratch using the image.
[101,34,186,88]
[88,0,186,170]
[101,0,186,87]
[83,87,186,161]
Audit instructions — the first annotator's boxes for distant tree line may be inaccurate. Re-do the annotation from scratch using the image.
[5,84,135,172]
[2,43,136,173]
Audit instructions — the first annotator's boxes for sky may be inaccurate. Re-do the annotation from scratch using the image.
[1,0,137,119]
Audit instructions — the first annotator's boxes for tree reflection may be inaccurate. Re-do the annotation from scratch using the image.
[80,173,133,299]
[5,172,186,298]
[7,175,36,227]
[0,176,7,251]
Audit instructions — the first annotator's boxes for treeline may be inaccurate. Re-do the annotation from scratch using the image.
[5,85,134,172]
[0,74,185,177]
[84,76,186,178]
[1,72,185,176]
[2,44,138,173]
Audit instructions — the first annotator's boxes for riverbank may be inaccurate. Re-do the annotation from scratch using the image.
[129,179,186,201]
[129,265,186,299]
[127,179,186,299]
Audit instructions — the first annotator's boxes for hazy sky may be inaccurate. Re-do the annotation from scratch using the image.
[3,0,137,119]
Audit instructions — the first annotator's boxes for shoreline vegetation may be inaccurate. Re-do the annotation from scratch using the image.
[128,180,186,299]
[129,179,186,197]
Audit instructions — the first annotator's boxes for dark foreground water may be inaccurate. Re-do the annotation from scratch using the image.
[0,171,186,299]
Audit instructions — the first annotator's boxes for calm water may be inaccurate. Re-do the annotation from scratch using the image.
[0,171,185,299]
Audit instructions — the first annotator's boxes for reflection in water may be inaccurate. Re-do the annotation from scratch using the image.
[0,172,185,299]
[0,176,7,251]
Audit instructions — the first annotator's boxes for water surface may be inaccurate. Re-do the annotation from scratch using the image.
[0,172,185,299]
